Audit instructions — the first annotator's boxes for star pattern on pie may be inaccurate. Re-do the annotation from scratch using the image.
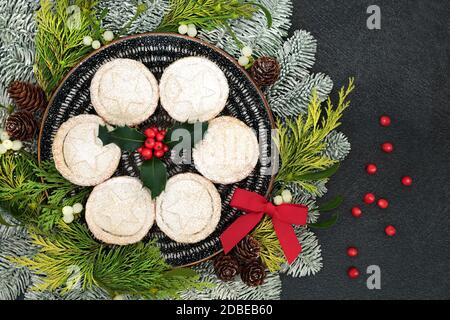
[168,70,218,114]
[96,186,144,234]
[156,173,221,244]
[101,71,148,115]
[65,130,110,172]
[85,176,155,245]
[162,188,212,233]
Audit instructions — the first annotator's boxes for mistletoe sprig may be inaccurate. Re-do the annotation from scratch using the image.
[98,122,208,198]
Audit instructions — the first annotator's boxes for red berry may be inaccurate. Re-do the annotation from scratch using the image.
[145,138,156,149]
[154,141,163,151]
[150,126,159,132]
[366,163,377,175]
[351,207,362,218]
[140,148,153,160]
[379,115,391,127]
[154,150,165,158]
[137,147,143,154]
[363,193,376,204]
[144,128,156,138]
[385,225,396,237]
[347,247,359,257]
[347,267,360,279]
[377,198,389,209]
[381,142,394,153]
[163,144,169,152]
[156,133,165,142]
[401,176,413,186]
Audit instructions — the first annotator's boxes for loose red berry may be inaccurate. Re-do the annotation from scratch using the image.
[377,198,389,209]
[156,133,165,142]
[145,138,156,149]
[144,128,156,138]
[347,247,359,257]
[385,225,396,237]
[401,176,413,186]
[141,148,153,160]
[381,142,394,153]
[363,193,376,204]
[366,163,377,175]
[163,144,169,152]
[351,207,362,218]
[154,150,165,158]
[347,267,360,279]
[154,141,163,151]
[137,147,143,154]
[379,115,391,127]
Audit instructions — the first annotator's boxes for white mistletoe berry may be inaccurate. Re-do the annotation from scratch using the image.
[102,30,114,42]
[63,212,74,224]
[273,195,283,206]
[72,203,84,214]
[11,140,23,151]
[281,190,293,203]
[178,24,188,35]
[62,206,74,216]
[0,144,7,155]
[238,55,249,67]
[92,40,101,50]
[2,139,13,150]
[241,46,253,57]
[187,24,197,37]
[83,36,93,46]
[0,131,10,141]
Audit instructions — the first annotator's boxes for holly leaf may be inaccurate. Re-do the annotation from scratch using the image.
[98,125,145,152]
[164,122,208,149]
[308,213,339,229]
[318,195,343,212]
[139,158,167,199]
[296,163,340,181]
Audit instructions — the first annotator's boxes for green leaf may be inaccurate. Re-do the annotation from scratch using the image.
[308,213,339,229]
[164,268,198,279]
[249,2,273,28]
[98,125,145,152]
[139,158,167,199]
[318,195,343,212]
[164,122,208,149]
[296,163,340,181]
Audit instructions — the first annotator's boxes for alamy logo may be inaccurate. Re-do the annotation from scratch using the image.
[367,5,381,30]
[366,265,381,290]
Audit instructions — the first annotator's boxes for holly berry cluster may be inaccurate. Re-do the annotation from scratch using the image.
[346,114,414,280]
[137,127,170,160]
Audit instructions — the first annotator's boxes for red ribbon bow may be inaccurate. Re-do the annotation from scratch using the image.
[220,188,308,264]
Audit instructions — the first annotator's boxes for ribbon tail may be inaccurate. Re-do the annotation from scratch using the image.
[220,213,264,254]
[273,219,302,265]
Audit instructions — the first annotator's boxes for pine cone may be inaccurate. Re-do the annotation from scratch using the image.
[250,56,281,87]
[7,81,47,113]
[234,235,261,264]
[240,260,267,287]
[213,254,240,281]
[5,111,37,141]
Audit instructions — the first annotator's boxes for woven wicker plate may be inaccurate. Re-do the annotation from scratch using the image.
[38,33,275,267]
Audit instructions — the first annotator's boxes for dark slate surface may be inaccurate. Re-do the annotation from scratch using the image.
[281,0,450,299]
